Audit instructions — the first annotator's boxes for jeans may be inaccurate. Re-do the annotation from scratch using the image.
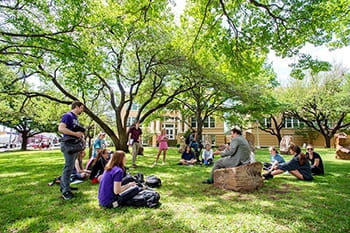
[190,142,199,152]
[132,142,141,165]
[60,142,79,193]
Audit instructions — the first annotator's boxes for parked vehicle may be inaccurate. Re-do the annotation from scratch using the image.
[0,134,20,148]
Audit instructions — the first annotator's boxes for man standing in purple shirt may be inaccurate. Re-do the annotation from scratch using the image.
[58,101,85,200]
[127,121,142,168]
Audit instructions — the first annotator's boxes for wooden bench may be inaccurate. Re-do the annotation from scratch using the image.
[213,162,263,192]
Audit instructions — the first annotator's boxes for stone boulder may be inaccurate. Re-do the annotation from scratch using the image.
[280,136,294,155]
[213,162,263,192]
[335,133,350,160]
[245,131,255,153]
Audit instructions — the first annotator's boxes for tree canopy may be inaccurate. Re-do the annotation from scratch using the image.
[0,0,349,150]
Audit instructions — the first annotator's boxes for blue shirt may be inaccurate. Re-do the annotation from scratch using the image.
[182,151,195,160]
[270,153,285,164]
[93,138,105,158]
[98,166,124,207]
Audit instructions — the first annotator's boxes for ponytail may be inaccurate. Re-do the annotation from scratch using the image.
[298,152,307,165]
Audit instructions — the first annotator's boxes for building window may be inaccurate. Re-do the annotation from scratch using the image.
[263,117,272,128]
[162,124,175,140]
[284,118,304,128]
[191,117,216,128]
[191,117,197,128]
[127,117,137,127]
[204,117,215,128]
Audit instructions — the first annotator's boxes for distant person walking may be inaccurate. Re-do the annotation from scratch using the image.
[58,101,85,200]
[127,120,142,168]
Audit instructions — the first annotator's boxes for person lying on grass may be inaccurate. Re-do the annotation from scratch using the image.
[263,144,313,181]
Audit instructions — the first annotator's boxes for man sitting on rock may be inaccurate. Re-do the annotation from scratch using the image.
[202,128,251,184]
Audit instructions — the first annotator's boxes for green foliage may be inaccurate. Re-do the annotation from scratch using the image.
[0,148,349,232]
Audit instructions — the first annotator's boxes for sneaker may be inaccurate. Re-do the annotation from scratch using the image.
[161,162,165,165]
[262,173,274,180]
[202,179,213,184]
[62,191,73,200]
[153,162,157,166]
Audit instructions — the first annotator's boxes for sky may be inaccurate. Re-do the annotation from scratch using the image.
[268,44,350,86]
[170,1,350,86]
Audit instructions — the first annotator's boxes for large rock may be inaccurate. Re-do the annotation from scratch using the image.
[335,133,350,160]
[213,162,263,192]
[245,131,255,153]
[280,136,294,155]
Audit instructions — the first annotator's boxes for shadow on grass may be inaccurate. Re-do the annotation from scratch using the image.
[1,148,350,232]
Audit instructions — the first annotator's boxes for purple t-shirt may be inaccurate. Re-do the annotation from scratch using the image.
[98,166,124,207]
[128,126,142,143]
[60,112,79,137]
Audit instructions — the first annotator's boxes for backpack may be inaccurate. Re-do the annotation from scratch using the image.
[145,175,161,188]
[125,190,160,208]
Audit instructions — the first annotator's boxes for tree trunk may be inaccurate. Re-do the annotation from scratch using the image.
[324,135,331,148]
[21,131,28,150]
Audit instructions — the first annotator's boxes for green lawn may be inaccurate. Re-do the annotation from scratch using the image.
[0,147,349,233]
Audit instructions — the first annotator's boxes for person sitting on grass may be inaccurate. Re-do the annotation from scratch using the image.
[98,151,138,208]
[306,144,324,175]
[263,144,313,181]
[263,146,285,172]
[90,149,111,183]
[71,150,91,181]
[178,145,197,165]
[202,144,214,166]
[48,150,90,186]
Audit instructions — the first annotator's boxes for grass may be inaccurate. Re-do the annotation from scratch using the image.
[0,147,349,233]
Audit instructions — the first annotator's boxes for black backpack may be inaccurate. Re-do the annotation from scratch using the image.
[145,175,161,188]
[125,190,160,208]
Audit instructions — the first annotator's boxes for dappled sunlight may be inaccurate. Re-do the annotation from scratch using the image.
[0,172,28,177]
[0,147,349,232]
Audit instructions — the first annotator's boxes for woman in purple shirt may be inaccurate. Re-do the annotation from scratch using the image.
[98,151,137,208]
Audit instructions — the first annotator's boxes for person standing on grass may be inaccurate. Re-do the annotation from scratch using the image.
[306,144,324,175]
[58,101,85,200]
[127,120,142,168]
[203,128,251,184]
[98,151,138,208]
[154,128,168,166]
[263,144,313,181]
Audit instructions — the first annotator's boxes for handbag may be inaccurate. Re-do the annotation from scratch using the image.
[61,136,85,153]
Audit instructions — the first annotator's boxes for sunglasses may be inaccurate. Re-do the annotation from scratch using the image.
[307,148,313,151]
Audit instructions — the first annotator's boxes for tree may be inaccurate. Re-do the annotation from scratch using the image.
[0,0,193,151]
[284,64,350,147]
[183,0,349,79]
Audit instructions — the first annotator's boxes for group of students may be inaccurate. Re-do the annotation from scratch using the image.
[58,102,325,209]
[263,144,324,181]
